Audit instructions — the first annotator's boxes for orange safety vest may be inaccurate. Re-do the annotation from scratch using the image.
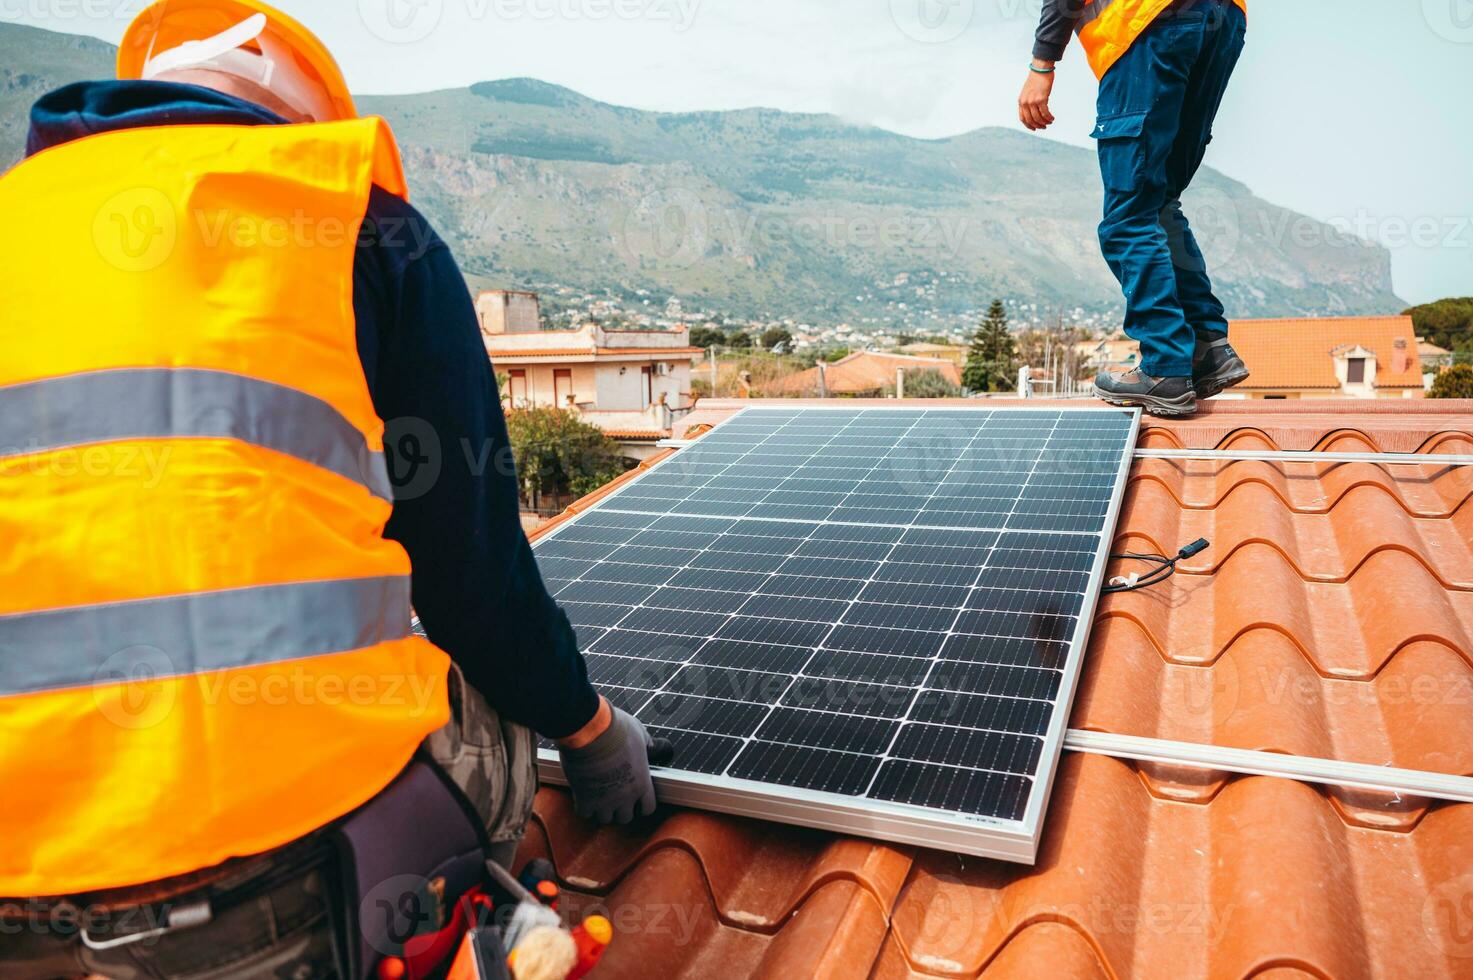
[0,118,451,896]
[1076,0,1248,79]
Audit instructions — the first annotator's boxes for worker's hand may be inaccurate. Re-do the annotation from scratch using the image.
[1019,61,1056,132]
[556,699,661,825]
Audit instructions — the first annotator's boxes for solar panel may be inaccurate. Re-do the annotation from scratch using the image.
[532,406,1139,862]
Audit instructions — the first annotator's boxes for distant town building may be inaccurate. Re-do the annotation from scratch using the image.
[894,342,968,365]
[478,291,702,459]
[477,290,543,336]
[766,351,962,398]
[1418,338,1454,375]
[1074,336,1141,373]
[1227,316,1426,399]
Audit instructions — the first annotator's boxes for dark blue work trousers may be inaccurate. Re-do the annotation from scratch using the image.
[1093,2,1246,378]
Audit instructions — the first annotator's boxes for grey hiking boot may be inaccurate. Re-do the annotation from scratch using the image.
[1192,334,1251,399]
[1093,369,1198,417]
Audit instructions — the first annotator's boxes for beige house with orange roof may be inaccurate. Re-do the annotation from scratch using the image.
[1227,316,1426,399]
[476,290,702,458]
[1074,336,1142,373]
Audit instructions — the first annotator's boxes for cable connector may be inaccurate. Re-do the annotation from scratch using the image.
[1101,539,1212,595]
[1177,538,1210,560]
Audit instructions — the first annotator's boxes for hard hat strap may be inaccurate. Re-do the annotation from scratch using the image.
[141,12,268,80]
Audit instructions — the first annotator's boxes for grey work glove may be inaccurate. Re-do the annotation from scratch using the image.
[557,706,666,825]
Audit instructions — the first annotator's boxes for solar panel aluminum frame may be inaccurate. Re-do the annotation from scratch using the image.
[534,404,1142,863]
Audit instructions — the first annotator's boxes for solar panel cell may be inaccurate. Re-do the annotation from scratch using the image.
[890,723,1043,774]
[729,742,880,796]
[869,761,1031,820]
[755,708,898,755]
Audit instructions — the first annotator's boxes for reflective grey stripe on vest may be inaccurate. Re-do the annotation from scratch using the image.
[0,368,393,501]
[0,576,413,698]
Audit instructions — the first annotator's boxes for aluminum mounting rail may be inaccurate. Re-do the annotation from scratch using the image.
[657,442,1473,466]
[1134,448,1473,467]
[1064,730,1473,804]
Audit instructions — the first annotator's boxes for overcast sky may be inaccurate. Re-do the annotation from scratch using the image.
[6,0,1470,304]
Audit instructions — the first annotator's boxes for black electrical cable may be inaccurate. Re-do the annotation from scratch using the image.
[1101,538,1211,594]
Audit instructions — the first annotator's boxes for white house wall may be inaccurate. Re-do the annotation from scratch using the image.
[504,364,596,409]
[654,363,691,407]
[595,363,646,411]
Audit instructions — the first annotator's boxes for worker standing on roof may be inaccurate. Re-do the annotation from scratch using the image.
[0,2,660,975]
[1019,0,1252,417]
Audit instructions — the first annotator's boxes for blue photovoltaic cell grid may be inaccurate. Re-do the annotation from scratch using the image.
[532,408,1133,824]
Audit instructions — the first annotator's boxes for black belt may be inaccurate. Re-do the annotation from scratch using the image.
[0,831,334,949]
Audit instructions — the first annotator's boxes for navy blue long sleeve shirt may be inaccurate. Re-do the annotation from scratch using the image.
[1034,1,1083,62]
[25,80,600,739]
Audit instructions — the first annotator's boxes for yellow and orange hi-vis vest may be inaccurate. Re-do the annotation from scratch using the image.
[1075,0,1247,79]
[0,117,451,896]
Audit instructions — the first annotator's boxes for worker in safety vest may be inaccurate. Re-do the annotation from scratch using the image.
[1019,0,1252,417]
[0,2,660,974]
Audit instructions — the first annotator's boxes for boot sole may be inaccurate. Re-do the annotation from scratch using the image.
[1194,366,1251,400]
[1093,385,1198,418]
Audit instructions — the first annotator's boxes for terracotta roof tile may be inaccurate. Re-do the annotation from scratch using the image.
[490,347,704,359]
[598,429,668,440]
[490,348,594,358]
[520,398,1473,978]
[1227,316,1424,390]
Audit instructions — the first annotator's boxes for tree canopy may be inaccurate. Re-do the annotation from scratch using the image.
[1405,298,1473,357]
[886,369,964,399]
[689,326,725,349]
[504,407,626,502]
[1429,364,1473,399]
[761,326,794,350]
[962,299,1018,393]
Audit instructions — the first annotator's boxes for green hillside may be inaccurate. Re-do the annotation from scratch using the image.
[1,22,1405,325]
[0,22,113,169]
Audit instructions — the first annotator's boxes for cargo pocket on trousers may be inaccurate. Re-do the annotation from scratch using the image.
[425,663,538,846]
[1091,111,1148,193]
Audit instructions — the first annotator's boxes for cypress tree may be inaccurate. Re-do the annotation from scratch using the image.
[962,299,1018,393]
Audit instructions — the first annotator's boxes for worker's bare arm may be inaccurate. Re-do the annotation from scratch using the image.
[1019,59,1057,132]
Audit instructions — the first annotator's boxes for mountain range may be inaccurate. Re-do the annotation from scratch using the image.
[1,21,1404,327]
